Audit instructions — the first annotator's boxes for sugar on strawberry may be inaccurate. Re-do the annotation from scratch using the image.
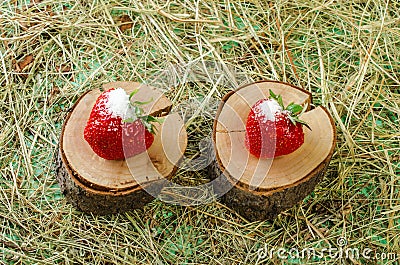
[84,88,161,160]
[245,90,310,159]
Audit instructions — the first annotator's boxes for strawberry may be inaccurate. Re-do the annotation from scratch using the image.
[84,88,160,160]
[245,90,310,159]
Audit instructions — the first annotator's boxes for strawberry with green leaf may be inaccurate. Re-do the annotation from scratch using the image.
[84,88,162,160]
[245,89,310,159]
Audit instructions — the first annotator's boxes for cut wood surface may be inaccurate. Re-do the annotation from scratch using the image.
[212,80,336,221]
[56,81,187,214]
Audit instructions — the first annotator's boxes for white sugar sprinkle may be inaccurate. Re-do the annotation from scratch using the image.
[105,88,135,120]
[255,99,282,122]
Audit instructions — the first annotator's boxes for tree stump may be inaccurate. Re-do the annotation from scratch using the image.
[212,80,336,221]
[56,81,187,214]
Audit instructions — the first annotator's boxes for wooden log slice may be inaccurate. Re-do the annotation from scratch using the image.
[212,80,336,221]
[56,81,187,214]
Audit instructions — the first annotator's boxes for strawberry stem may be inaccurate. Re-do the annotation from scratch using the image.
[123,90,163,134]
[269,89,311,130]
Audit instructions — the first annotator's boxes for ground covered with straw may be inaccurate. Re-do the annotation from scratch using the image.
[1,0,399,264]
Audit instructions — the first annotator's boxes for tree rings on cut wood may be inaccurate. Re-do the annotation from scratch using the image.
[56,81,187,215]
[212,80,336,221]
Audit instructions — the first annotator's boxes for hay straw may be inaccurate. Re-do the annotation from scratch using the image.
[0,0,399,264]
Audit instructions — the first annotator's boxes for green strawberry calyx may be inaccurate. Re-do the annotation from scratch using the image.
[123,88,164,134]
[269,89,311,130]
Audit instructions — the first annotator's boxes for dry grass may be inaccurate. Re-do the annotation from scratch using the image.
[0,0,399,264]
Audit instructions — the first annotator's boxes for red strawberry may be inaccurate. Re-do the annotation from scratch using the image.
[245,90,309,158]
[84,88,158,160]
